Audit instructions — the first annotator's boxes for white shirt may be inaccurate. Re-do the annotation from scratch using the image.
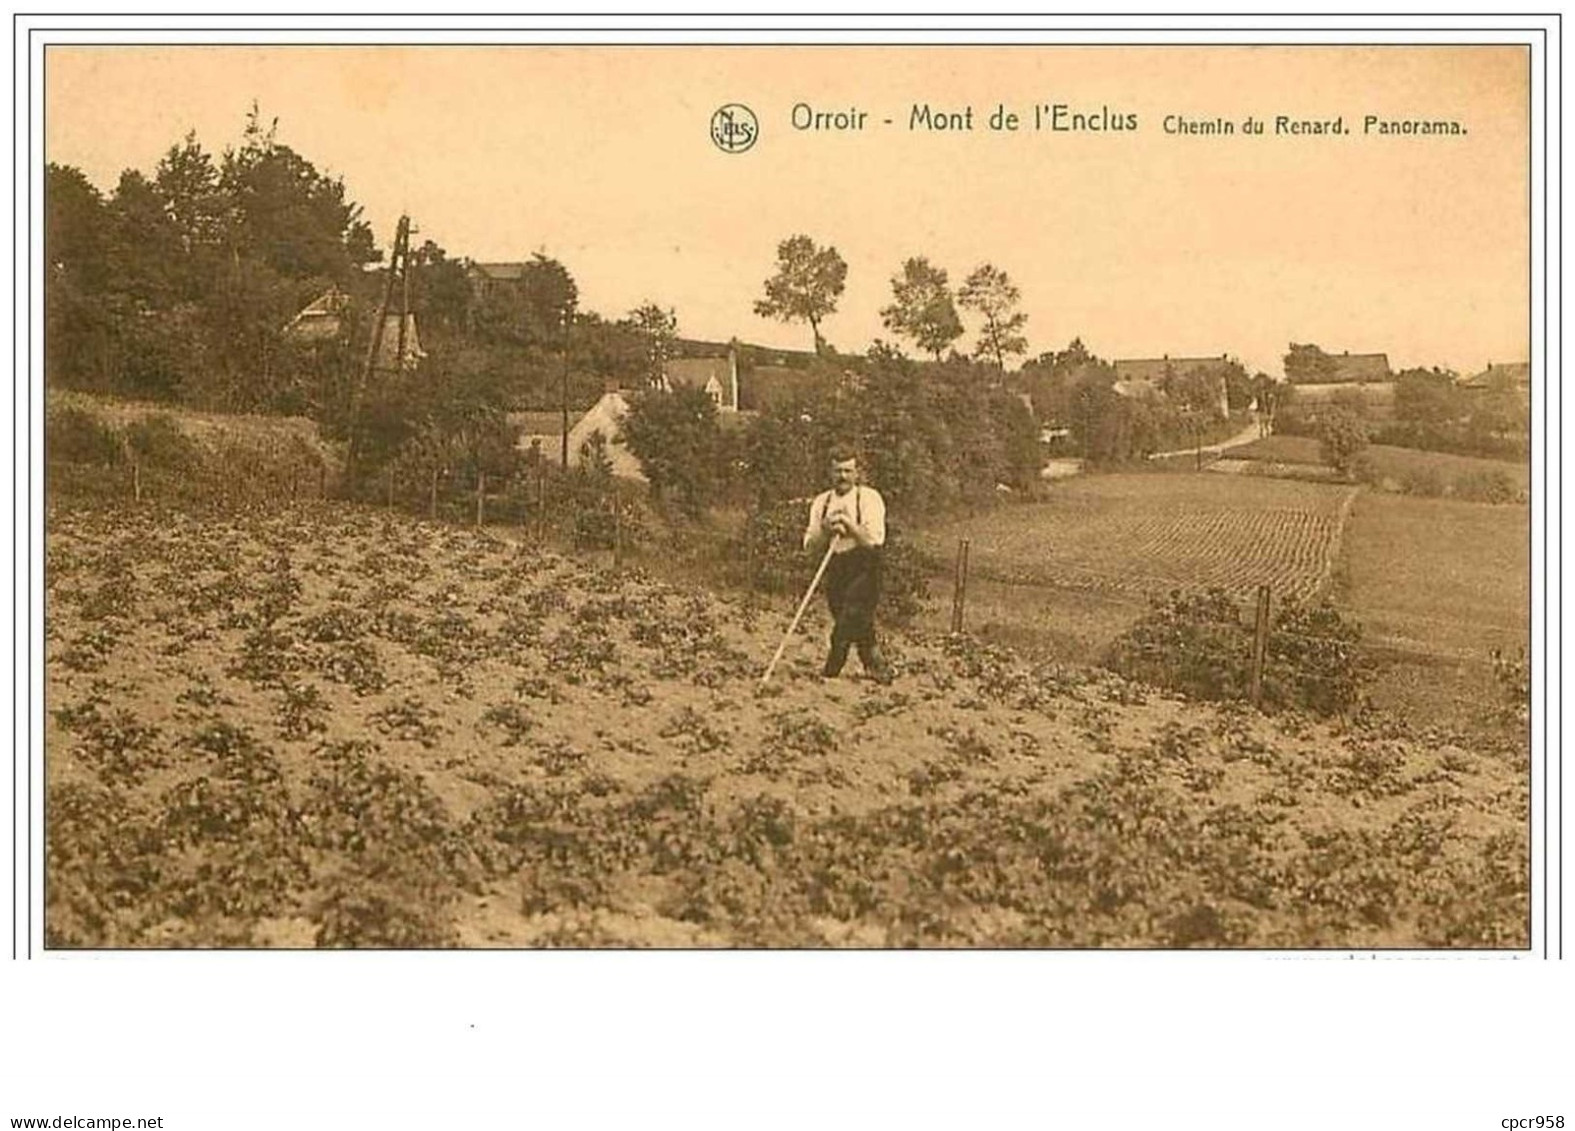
[804,484,886,554]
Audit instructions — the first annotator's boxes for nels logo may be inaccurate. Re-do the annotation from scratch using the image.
[710,103,758,153]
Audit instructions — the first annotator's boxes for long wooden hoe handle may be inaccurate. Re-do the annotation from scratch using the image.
[759,542,837,686]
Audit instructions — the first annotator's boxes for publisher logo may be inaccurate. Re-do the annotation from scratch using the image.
[710,104,759,153]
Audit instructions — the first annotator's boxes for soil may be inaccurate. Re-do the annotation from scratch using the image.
[43,500,1530,948]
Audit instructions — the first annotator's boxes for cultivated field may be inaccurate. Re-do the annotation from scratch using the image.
[45,499,1527,948]
[919,474,1356,605]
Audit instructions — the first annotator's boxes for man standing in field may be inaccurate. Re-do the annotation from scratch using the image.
[803,450,893,682]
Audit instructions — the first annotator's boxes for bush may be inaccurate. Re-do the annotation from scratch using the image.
[1262,598,1368,716]
[47,406,124,466]
[1104,589,1251,702]
[1105,588,1368,716]
[1317,408,1369,478]
[1490,646,1530,728]
[1452,469,1521,504]
[1399,466,1445,497]
[731,498,930,626]
[124,413,202,470]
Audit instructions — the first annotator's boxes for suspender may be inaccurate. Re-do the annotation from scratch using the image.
[819,487,863,530]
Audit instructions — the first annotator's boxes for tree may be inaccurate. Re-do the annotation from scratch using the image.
[411,240,474,338]
[218,104,378,282]
[957,263,1028,372]
[1317,407,1368,478]
[621,386,722,517]
[1164,364,1226,418]
[1284,342,1338,385]
[880,257,963,361]
[1393,367,1461,425]
[629,301,678,387]
[753,234,847,356]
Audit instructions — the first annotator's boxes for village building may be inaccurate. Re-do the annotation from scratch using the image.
[659,352,739,411]
[1111,355,1233,418]
[284,286,425,370]
[510,393,645,481]
[1287,351,1392,384]
[1458,360,1531,414]
[465,261,531,297]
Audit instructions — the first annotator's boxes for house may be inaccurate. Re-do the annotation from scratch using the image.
[1458,360,1531,417]
[660,351,739,411]
[1111,355,1233,418]
[284,287,424,370]
[375,312,425,371]
[466,261,529,297]
[284,286,350,341]
[1289,351,1392,384]
[1459,360,1530,393]
[511,393,646,481]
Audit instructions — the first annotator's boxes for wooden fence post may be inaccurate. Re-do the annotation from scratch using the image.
[613,490,623,569]
[951,538,973,634]
[475,471,486,528]
[430,467,440,521]
[131,457,141,504]
[960,539,971,633]
[1250,584,1271,708]
[536,471,546,541]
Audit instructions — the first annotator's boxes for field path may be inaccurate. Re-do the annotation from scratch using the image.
[1146,419,1266,461]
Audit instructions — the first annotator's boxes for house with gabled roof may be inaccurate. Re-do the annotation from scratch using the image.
[466,261,529,296]
[1325,351,1391,383]
[1289,350,1392,384]
[1459,360,1529,392]
[659,352,739,411]
[510,393,646,481]
[284,286,351,341]
[284,286,424,370]
[1111,354,1233,418]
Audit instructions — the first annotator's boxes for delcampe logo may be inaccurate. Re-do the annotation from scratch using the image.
[710,103,758,153]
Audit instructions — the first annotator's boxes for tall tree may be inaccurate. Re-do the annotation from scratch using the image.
[753,234,847,356]
[957,263,1028,372]
[880,257,963,361]
[219,103,378,283]
[629,301,678,387]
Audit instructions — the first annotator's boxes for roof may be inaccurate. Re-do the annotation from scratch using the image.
[1112,355,1234,383]
[1289,352,1391,384]
[1460,361,1530,389]
[509,411,569,437]
[468,262,528,281]
[738,364,829,412]
[665,356,732,390]
[284,287,351,340]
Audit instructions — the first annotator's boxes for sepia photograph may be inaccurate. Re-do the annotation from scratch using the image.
[36,41,1536,952]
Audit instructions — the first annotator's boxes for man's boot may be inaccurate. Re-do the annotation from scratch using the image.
[823,637,852,678]
[857,640,894,684]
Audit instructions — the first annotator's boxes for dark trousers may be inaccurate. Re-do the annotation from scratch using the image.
[823,547,886,676]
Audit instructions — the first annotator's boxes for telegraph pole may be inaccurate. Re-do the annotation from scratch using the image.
[346,214,410,493]
[560,305,571,469]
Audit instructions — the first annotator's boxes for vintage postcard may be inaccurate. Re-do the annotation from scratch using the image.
[31,39,1539,956]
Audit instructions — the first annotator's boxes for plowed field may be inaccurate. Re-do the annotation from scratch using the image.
[922,475,1357,604]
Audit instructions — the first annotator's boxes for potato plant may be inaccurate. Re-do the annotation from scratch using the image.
[43,501,1529,949]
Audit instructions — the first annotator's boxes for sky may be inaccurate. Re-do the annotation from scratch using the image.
[45,45,1530,377]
